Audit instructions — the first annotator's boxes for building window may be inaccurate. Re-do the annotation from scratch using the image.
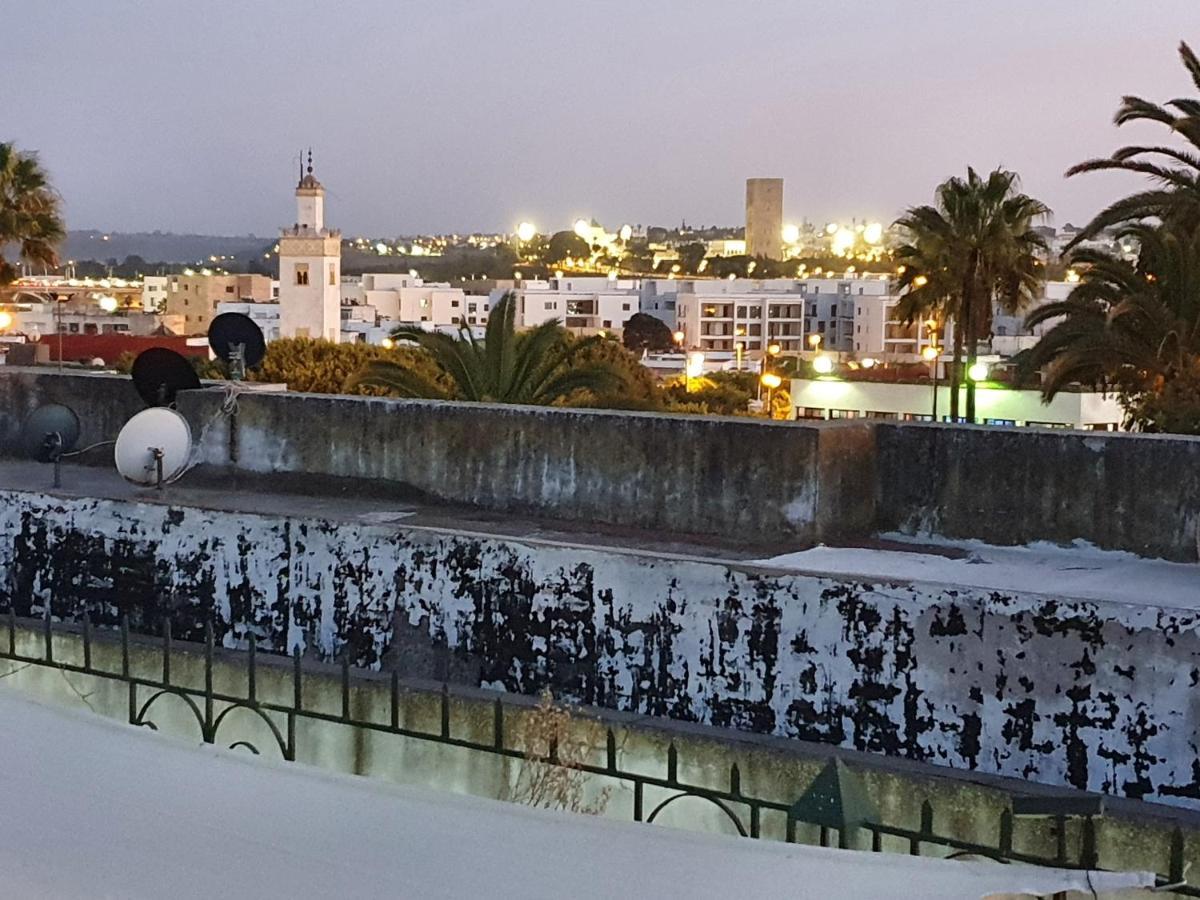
[799,407,826,420]
[544,302,556,310]
[328,264,336,285]
[225,285,234,293]
[622,303,630,311]
[829,409,859,419]
[451,300,459,308]
[295,264,309,286]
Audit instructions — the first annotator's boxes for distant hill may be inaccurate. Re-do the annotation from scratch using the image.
[62,231,271,266]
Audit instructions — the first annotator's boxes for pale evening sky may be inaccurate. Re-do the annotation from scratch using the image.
[3,0,1197,236]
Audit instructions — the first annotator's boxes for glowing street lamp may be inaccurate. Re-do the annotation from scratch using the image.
[807,333,822,351]
[812,355,834,375]
[760,371,783,419]
[380,337,395,350]
[0,311,12,330]
[97,295,119,313]
[685,351,705,393]
[516,222,536,242]
[968,361,990,382]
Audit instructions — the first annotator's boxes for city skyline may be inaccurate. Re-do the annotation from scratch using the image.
[4,2,1196,235]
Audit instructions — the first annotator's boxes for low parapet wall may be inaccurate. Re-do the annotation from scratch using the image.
[4,486,1200,811]
[1,369,1198,558]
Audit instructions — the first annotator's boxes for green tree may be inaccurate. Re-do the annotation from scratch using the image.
[1024,222,1200,432]
[893,168,1049,421]
[0,142,65,285]
[621,312,674,353]
[561,336,663,411]
[676,242,707,274]
[1064,42,1200,251]
[349,292,629,404]
[546,231,590,264]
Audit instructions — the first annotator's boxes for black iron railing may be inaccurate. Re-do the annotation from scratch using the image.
[2,611,1194,893]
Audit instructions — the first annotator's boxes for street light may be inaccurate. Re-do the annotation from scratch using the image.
[97,295,119,313]
[808,333,822,350]
[923,344,941,420]
[685,351,705,393]
[516,222,536,242]
[761,371,783,419]
[0,311,12,330]
[380,337,395,350]
[968,361,989,382]
[813,355,834,375]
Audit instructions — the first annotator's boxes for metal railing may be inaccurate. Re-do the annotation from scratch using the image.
[2,610,1195,893]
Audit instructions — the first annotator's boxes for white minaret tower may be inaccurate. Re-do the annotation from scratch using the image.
[278,150,341,341]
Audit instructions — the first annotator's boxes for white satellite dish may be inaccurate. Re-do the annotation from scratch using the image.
[114,408,193,488]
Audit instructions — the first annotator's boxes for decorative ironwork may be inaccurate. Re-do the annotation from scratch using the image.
[2,611,1195,894]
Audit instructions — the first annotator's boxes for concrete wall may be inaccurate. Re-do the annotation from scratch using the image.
[2,369,1199,559]
[5,487,1200,811]
[876,423,1200,561]
[174,387,877,547]
[5,618,1198,884]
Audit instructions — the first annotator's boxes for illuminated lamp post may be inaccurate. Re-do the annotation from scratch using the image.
[760,371,783,420]
[922,343,941,420]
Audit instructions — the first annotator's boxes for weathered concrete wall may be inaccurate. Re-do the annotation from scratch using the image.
[875,423,1200,562]
[3,369,1199,557]
[6,618,1199,884]
[4,487,1200,811]
[175,389,876,546]
[0,368,144,461]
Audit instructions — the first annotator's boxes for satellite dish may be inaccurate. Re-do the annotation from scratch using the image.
[131,347,201,407]
[114,408,193,488]
[17,404,81,462]
[208,312,265,379]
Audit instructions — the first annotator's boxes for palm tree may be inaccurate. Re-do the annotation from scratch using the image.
[1064,41,1200,250]
[1024,222,1200,422]
[893,168,1050,421]
[349,292,630,404]
[0,142,65,284]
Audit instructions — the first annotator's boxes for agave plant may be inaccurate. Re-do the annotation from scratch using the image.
[348,292,629,404]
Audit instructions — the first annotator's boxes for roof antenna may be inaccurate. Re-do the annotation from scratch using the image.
[297,149,303,186]
[307,147,313,176]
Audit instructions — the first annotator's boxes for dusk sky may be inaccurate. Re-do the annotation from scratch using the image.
[5,1,1197,236]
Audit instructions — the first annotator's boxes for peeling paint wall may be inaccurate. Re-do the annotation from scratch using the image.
[4,489,1200,808]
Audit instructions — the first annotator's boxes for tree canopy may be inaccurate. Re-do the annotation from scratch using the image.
[0,142,64,285]
[621,313,674,353]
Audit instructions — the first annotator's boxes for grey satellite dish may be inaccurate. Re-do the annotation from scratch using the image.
[114,408,193,488]
[18,404,81,488]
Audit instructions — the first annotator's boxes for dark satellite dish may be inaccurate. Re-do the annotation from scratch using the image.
[131,347,201,407]
[18,404,81,462]
[208,312,265,380]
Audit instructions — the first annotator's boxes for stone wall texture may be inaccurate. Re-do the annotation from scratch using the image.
[3,370,1198,558]
[4,488,1200,809]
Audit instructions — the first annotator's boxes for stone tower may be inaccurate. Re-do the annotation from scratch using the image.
[745,177,784,260]
[278,151,341,341]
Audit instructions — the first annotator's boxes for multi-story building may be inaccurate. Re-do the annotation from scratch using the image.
[164,273,274,335]
[673,279,807,353]
[745,177,784,260]
[504,276,640,334]
[141,276,168,312]
[341,274,471,327]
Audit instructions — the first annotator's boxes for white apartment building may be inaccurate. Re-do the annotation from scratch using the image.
[505,276,640,333]
[342,273,473,327]
[215,301,282,341]
[141,276,168,312]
